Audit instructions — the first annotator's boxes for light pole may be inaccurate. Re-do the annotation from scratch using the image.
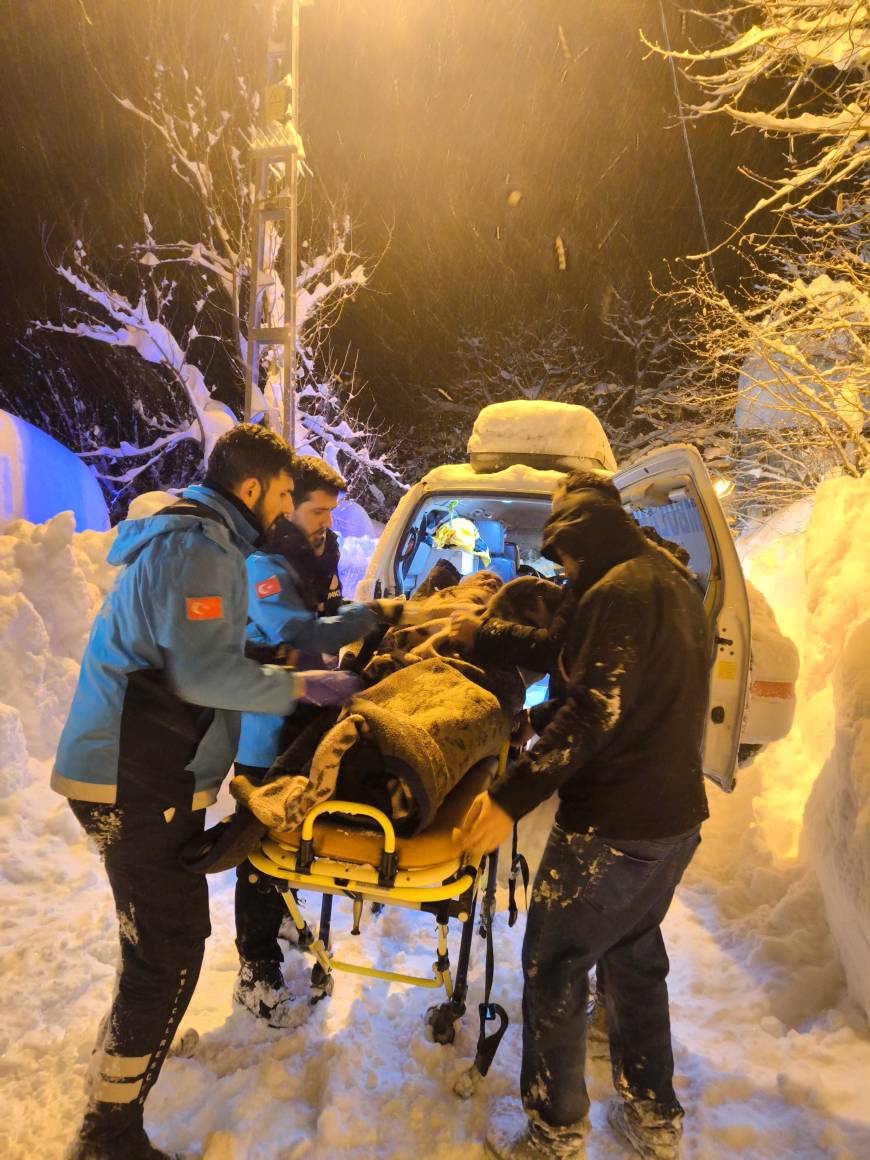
[245,0,312,445]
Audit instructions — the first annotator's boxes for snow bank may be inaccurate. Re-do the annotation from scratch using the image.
[332,500,376,541]
[733,475,870,1023]
[0,410,110,532]
[687,519,844,1029]
[799,474,870,1020]
[0,512,116,761]
[332,500,379,598]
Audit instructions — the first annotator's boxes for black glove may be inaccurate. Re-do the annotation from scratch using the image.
[245,640,293,665]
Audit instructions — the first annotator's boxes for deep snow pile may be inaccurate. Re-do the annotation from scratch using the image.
[738,474,870,1023]
[0,512,116,785]
[2,499,870,1158]
[799,475,870,1019]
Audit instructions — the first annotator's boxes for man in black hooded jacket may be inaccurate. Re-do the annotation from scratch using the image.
[457,486,711,1160]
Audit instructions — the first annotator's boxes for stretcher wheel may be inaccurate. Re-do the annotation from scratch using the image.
[426,1002,458,1045]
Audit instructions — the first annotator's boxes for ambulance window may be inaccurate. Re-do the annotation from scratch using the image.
[629,496,712,594]
[393,493,553,596]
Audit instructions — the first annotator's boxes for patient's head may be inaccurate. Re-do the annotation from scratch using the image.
[459,569,503,601]
[484,576,563,630]
[455,576,564,689]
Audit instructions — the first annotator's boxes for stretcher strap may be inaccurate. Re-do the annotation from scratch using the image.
[507,822,529,929]
[473,857,509,1078]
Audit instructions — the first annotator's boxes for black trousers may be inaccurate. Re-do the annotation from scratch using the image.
[235,861,287,963]
[233,762,286,963]
[521,822,701,1128]
[69,799,210,1149]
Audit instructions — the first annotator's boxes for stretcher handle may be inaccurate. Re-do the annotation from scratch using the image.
[497,739,510,775]
[298,801,398,887]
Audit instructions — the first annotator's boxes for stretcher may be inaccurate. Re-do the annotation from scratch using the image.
[245,743,515,1076]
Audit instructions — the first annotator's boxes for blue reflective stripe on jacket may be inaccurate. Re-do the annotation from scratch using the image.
[52,485,299,808]
[236,551,377,768]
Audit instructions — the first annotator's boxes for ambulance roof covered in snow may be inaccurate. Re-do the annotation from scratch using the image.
[420,460,563,493]
[466,400,618,473]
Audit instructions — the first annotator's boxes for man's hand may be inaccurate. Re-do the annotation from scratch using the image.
[367,598,407,626]
[447,612,481,652]
[453,791,514,859]
[511,709,534,748]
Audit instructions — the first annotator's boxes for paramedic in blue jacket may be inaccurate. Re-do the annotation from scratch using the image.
[52,425,355,1160]
[232,456,379,1022]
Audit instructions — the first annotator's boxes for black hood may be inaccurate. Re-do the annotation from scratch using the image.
[263,517,341,613]
[263,514,314,563]
[542,488,647,594]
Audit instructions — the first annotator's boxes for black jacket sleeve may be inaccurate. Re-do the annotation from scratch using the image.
[473,618,560,675]
[529,697,560,736]
[489,586,645,821]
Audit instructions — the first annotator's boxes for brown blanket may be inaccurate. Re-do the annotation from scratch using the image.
[232,572,563,836]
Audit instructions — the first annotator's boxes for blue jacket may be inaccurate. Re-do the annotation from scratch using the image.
[52,485,299,809]
[235,550,377,768]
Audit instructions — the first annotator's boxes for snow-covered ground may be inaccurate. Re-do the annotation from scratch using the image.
[2,485,870,1159]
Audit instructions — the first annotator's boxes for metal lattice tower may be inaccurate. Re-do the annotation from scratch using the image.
[245,0,312,444]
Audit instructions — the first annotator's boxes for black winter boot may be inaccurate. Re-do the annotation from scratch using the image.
[66,1105,183,1160]
[485,1098,587,1159]
[233,958,304,1028]
[606,1096,683,1159]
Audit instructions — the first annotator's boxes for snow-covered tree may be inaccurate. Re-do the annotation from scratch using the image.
[644,2,869,238]
[596,296,735,472]
[29,9,402,516]
[399,308,733,485]
[638,2,869,524]
[399,319,604,480]
[657,251,869,520]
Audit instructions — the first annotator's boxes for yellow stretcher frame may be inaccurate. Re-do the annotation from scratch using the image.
[246,746,508,1026]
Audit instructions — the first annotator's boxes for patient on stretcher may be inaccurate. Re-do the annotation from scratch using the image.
[231,567,563,839]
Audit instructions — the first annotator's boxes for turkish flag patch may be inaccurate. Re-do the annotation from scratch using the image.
[256,575,281,599]
[185,596,224,621]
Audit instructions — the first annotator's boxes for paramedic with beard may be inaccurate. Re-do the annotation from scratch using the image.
[52,425,355,1160]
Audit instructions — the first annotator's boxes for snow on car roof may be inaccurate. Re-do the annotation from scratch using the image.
[420,461,564,493]
[468,399,617,471]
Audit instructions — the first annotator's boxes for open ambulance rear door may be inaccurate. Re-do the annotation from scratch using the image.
[613,445,750,792]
